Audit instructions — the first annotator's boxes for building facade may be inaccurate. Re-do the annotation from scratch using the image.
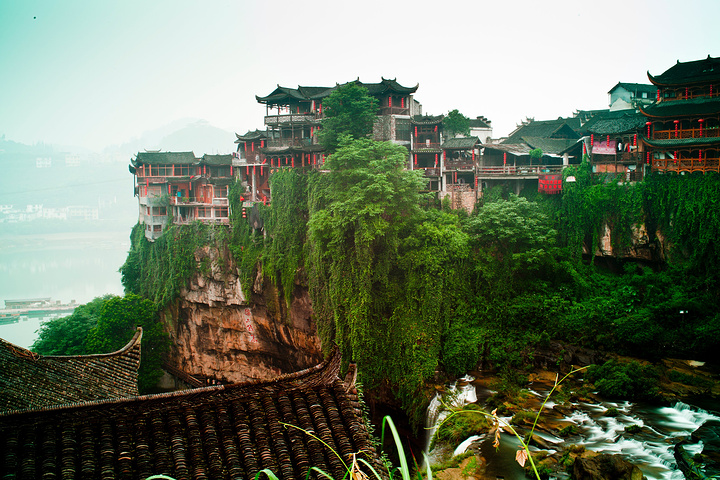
[641,56,720,174]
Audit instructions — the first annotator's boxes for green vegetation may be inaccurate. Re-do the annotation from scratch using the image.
[442,109,470,137]
[318,82,379,152]
[586,359,660,400]
[32,293,170,392]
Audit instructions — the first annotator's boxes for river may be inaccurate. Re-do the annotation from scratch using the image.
[425,377,720,479]
[0,230,132,349]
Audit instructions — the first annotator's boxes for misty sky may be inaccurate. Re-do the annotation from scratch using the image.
[2,0,720,151]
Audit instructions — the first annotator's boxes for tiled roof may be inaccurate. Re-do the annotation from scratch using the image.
[519,137,578,155]
[0,329,142,414]
[235,130,267,142]
[133,151,197,166]
[582,110,647,135]
[0,349,382,480]
[608,82,657,95]
[411,114,444,125]
[504,118,580,144]
[200,154,233,166]
[257,78,418,104]
[443,136,480,149]
[648,55,720,86]
[640,96,720,119]
[469,116,492,129]
[643,137,720,148]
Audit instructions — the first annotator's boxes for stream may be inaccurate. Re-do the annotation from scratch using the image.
[424,378,720,479]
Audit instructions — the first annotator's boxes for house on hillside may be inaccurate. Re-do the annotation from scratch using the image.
[581,109,648,180]
[130,151,234,240]
[608,82,657,111]
[477,117,582,195]
[640,55,720,174]
[410,114,444,191]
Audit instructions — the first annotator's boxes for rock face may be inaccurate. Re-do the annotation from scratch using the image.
[573,453,644,480]
[164,246,323,383]
[588,221,666,263]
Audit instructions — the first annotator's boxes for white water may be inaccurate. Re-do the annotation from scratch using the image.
[425,385,720,480]
[423,375,477,465]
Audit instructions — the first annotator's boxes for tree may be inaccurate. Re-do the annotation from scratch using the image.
[443,109,470,137]
[529,148,543,167]
[88,293,170,392]
[32,295,111,355]
[318,82,379,152]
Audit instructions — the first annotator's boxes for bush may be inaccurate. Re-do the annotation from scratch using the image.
[586,359,660,400]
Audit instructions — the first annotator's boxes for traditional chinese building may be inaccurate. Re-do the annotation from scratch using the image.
[641,56,720,174]
[582,109,648,181]
[410,115,444,191]
[608,82,656,111]
[130,151,235,240]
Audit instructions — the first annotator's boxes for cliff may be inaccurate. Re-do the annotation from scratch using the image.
[163,245,323,384]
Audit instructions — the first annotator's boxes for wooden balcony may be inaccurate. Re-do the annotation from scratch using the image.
[592,153,643,164]
[378,106,410,116]
[421,168,441,177]
[475,165,564,176]
[653,127,720,140]
[266,138,313,148]
[264,114,316,125]
[412,142,442,150]
[652,157,720,174]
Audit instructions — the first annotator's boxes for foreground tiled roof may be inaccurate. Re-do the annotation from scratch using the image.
[0,329,142,414]
[0,348,383,480]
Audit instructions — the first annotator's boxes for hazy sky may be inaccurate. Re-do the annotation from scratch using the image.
[2,0,720,151]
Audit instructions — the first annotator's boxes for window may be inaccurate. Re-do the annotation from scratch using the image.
[153,207,167,216]
[214,185,228,198]
[153,224,162,232]
[216,207,228,218]
[396,119,410,142]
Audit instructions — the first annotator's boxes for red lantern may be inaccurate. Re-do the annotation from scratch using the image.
[401,97,405,109]
[633,134,637,146]
[591,134,594,146]
[657,89,661,101]
[246,165,249,175]
[699,119,704,137]
[646,152,651,165]
[503,152,507,165]
[414,126,418,137]
[646,122,651,138]
[292,157,295,168]
[414,153,417,166]
[607,135,610,146]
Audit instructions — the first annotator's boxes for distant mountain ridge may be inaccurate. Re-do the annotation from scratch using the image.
[104,119,237,157]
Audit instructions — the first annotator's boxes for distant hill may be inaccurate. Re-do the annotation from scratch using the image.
[105,119,236,156]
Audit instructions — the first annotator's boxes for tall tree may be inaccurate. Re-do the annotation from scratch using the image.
[318,82,379,153]
[443,109,471,137]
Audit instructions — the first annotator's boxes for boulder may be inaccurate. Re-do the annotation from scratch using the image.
[573,453,643,480]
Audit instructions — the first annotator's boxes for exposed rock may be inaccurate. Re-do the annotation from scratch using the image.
[589,221,664,262]
[573,453,644,480]
[164,246,323,384]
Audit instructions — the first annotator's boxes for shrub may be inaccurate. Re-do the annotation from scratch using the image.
[586,359,660,400]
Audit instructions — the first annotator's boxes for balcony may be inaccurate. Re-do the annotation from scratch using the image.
[422,168,441,177]
[653,127,720,140]
[266,138,313,148]
[475,165,565,176]
[592,153,643,164]
[264,114,316,125]
[652,157,720,174]
[412,142,442,151]
[378,107,410,116]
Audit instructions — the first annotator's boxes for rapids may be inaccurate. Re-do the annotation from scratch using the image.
[424,378,719,479]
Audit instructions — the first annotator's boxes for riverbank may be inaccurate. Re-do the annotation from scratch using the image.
[425,358,720,480]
